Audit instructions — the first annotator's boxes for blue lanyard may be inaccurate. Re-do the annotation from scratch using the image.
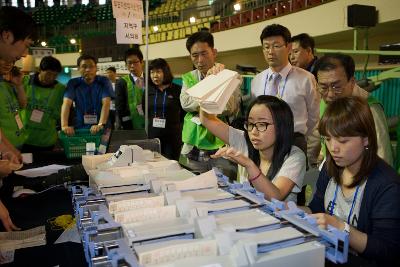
[263,69,291,97]
[329,183,360,224]
[154,89,167,118]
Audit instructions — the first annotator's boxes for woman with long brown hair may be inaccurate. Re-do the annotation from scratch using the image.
[307,96,400,265]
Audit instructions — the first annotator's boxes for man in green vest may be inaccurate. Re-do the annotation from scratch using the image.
[0,7,35,63]
[115,47,145,130]
[21,56,65,152]
[180,31,240,174]
[0,6,36,232]
[315,53,393,166]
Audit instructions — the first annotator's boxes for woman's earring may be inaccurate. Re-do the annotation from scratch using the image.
[365,146,369,150]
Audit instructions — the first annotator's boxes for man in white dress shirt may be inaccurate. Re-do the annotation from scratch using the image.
[251,24,320,155]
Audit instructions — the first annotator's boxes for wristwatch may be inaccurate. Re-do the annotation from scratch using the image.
[343,222,351,234]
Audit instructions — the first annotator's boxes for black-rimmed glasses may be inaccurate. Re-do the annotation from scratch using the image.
[244,121,273,132]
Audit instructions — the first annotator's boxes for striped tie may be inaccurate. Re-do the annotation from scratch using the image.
[270,73,281,96]
[136,77,144,89]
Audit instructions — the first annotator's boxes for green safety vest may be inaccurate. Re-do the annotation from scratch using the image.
[0,81,26,148]
[181,72,225,150]
[122,75,144,129]
[20,75,65,147]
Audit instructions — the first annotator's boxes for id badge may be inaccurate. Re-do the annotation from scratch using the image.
[15,114,23,129]
[190,115,202,125]
[84,114,98,124]
[153,118,166,128]
[110,101,116,111]
[122,116,131,122]
[30,109,44,123]
[136,104,144,116]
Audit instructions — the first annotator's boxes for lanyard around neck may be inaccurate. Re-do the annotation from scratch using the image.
[263,69,291,97]
[329,183,361,224]
[154,89,167,118]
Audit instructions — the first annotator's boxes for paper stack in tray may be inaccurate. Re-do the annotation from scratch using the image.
[186,69,241,114]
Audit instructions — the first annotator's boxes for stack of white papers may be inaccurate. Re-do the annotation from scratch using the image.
[0,226,46,264]
[215,209,280,230]
[14,165,69,178]
[134,239,218,265]
[108,195,165,214]
[114,205,177,224]
[186,69,241,114]
[155,170,218,192]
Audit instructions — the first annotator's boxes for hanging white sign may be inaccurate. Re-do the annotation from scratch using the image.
[112,0,144,20]
[116,18,142,44]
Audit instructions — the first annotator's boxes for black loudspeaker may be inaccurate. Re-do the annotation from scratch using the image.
[347,4,377,27]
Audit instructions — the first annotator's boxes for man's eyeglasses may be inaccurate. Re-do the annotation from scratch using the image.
[244,121,273,132]
[317,83,344,95]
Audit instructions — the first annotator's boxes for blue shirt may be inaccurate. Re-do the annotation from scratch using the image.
[64,76,112,129]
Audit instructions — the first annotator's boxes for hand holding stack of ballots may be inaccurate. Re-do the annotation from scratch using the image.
[186,69,241,114]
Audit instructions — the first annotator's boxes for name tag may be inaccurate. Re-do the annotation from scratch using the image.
[110,101,116,111]
[84,114,98,124]
[15,114,23,129]
[136,104,144,116]
[30,109,44,123]
[153,118,166,128]
[190,115,202,125]
[122,116,131,122]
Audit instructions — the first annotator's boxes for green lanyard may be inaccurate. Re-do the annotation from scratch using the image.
[3,85,19,113]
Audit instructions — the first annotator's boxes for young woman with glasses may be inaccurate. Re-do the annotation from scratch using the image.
[199,95,306,202]
[306,96,400,265]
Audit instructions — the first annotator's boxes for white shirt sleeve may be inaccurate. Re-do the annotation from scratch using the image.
[304,75,320,136]
[180,78,200,113]
[273,146,306,192]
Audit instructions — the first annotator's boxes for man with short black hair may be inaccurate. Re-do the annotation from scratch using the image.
[180,31,240,174]
[61,54,111,136]
[290,33,320,167]
[0,6,36,62]
[315,53,393,166]
[21,56,65,152]
[0,6,37,232]
[251,24,320,155]
[290,33,318,75]
[115,47,145,129]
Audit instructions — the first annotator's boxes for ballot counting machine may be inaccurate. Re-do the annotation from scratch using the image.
[72,146,349,267]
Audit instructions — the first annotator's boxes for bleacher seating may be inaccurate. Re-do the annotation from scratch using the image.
[30,0,329,50]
